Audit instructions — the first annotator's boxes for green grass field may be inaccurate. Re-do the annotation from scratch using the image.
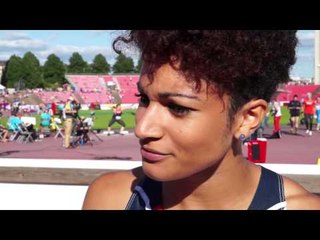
[0,109,137,131]
[0,107,316,130]
[78,109,136,130]
[268,107,290,126]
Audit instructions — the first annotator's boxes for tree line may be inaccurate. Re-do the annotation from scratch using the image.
[1,51,142,90]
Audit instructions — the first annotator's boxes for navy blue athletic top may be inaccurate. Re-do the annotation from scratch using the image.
[125,166,287,210]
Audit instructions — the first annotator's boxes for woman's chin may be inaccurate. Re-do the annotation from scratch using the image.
[142,163,184,182]
[142,163,163,181]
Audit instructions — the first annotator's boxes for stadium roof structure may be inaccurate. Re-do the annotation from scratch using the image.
[275,88,290,93]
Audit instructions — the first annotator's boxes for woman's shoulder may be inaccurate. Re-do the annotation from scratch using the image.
[82,167,143,210]
[283,176,320,210]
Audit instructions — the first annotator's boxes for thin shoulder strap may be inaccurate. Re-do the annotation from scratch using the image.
[125,176,162,210]
[248,166,286,210]
[125,176,147,210]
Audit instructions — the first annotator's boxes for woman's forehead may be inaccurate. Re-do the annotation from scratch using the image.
[139,64,207,93]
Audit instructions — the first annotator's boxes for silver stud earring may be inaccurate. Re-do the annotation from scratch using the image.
[239,134,246,141]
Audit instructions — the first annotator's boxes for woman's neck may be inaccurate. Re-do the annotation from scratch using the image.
[162,155,260,210]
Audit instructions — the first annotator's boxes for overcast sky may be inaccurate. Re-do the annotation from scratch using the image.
[0,30,316,78]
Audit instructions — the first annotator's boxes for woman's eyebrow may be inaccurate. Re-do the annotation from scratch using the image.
[137,82,199,100]
[158,92,199,100]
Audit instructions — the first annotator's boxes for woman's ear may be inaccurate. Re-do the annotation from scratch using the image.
[234,99,267,140]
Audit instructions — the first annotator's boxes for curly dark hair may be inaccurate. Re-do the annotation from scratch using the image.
[113,30,298,119]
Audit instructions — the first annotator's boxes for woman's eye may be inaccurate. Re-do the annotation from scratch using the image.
[168,103,191,116]
[135,93,149,106]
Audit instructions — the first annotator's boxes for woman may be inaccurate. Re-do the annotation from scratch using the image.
[83,31,320,210]
[107,103,126,135]
[271,98,282,138]
[40,108,51,135]
[303,92,316,136]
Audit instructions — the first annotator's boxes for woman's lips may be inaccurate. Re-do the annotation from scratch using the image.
[140,148,169,162]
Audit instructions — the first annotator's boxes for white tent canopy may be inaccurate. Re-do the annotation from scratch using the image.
[0,84,5,90]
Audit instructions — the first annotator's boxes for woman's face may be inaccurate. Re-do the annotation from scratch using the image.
[307,93,312,100]
[135,64,235,181]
